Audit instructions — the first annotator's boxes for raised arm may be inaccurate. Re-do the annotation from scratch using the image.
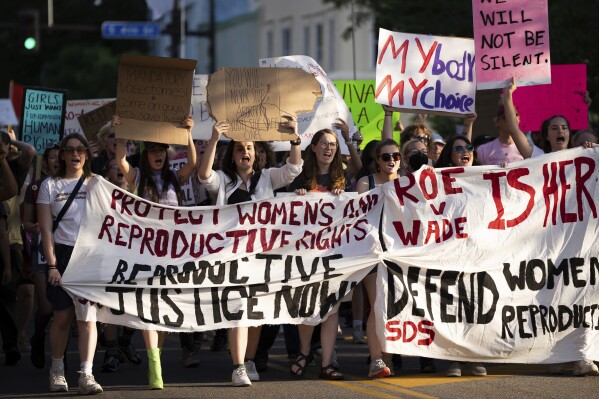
[282,115,301,165]
[333,117,362,178]
[113,116,137,189]
[198,121,229,180]
[175,116,197,183]
[7,129,35,171]
[461,113,477,141]
[381,105,394,140]
[504,77,535,159]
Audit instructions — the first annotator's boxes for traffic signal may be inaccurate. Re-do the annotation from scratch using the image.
[19,9,40,53]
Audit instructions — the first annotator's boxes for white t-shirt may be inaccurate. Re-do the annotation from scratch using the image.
[37,176,89,246]
[477,138,544,165]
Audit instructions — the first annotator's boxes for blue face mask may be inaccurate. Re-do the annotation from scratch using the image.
[408,152,429,171]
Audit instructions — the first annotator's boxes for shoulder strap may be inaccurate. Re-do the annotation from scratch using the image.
[52,176,85,233]
[368,174,375,190]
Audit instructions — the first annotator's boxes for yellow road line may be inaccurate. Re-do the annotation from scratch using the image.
[325,380,409,399]
[359,379,439,399]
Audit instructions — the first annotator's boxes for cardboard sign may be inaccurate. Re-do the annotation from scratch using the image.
[260,56,352,153]
[116,55,196,145]
[190,75,216,141]
[333,80,401,148]
[0,99,18,126]
[473,0,551,90]
[20,87,67,154]
[64,99,115,139]
[512,64,587,131]
[207,67,321,142]
[375,29,476,117]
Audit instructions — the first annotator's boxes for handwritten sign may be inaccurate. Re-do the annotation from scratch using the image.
[20,87,67,154]
[334,80,401,148]
[190,75,216,141]
[64,98,114,139]
[207,67,321,142]
[473,0,551,90]
[116,55,196,145]
[375,29,476,116]
[512,64,587,131]
[260,56,354,153]
[0,99,18,126]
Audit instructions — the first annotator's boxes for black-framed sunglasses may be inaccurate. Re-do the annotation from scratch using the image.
[63,145,87,155]
[378,152,400,162]
[414,135,430,144]
[453,144,474,154]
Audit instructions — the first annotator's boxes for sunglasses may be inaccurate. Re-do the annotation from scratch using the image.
[453,144,474,154]
[414,135,430,144]
[378,152,400,162]
[45,141,60,150]
[63,145,87,155]
[318,140,338,149]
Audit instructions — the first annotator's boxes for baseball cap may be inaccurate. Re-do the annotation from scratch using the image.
[432,132,445,145]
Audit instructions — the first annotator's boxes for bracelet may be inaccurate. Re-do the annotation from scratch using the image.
[290,139,301,146]
[47,265,57,269]
[345,141,353,145]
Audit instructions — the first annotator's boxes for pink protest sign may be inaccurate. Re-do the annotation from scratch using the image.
[473,0,551,90]
[512,64,587,131]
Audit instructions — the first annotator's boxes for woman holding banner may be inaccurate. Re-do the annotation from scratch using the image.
[197,117,303,387]
[114,115,196,390]
[355,138,401,378]
[288,127,355,381]
[37,133,103,395]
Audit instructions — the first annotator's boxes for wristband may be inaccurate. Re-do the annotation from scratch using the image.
[47,265,57,269]
[345,141,353,145]
[290,139,301,146]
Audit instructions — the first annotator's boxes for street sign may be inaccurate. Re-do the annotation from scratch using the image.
[101,21,160,40]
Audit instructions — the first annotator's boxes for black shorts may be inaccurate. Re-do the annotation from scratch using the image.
[45,244,74,311]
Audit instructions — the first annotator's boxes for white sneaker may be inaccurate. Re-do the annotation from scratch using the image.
[49,367,68,392]
[573,360,599,376]
[447,362,462,377]
[470,362,487,376]
[77,372,103,395]
[232,366,252,387]
[368,358,391,379]
[244,360,260,381]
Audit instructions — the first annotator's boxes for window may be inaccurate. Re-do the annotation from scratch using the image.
[282,27,292,56]
[266,30,273,58]
[303,25,310,56]
[328,19,335,70]
[315,23,323,63]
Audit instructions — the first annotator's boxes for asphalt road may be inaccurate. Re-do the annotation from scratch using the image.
[1,326,598,399]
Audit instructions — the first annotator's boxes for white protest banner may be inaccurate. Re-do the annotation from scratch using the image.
[375,28,476,116]
[190,75,216,141]
[0,99,18,126]
[378,147,599,363]
[62,178,382,331]
[64,98,115,137]
[473,0,551,90]
[259,55,354,154]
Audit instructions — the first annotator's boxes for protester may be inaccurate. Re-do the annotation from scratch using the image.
[435,134,487,377]
[288,127,355,381]
[570,129,598,147]
[22,142,60,368]
[197,117,302,387]
[115,114,196,389]
[355,138,401,378]
[37,133,103,394]
[400,138,430,176]
[431,133,446,163]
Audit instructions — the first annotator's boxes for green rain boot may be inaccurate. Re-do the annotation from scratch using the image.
[147,348,163,390]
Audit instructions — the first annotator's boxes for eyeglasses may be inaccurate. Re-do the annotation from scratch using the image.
[63,145,87,155]
[45,141,60,150]
[453,144,474,154]
[318,140,338,149]
[414,135,430,144]
[378,152,400,162]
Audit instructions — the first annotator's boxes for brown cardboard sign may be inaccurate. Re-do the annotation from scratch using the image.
[77,100,116,142]
[116,55,197,145]
[206,68,322,141]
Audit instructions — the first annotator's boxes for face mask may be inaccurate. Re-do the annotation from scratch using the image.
[409,152,429,171]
